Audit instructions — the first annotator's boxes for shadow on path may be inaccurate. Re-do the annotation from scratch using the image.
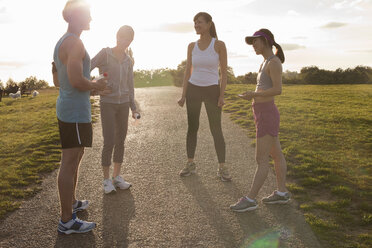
[102,190,135,248]
[54,229,96,248]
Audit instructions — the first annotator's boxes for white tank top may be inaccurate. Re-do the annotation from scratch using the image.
[189,38,219,87]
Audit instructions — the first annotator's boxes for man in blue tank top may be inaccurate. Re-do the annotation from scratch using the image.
[52,0,107,234]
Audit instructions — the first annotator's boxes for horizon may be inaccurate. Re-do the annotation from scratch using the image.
[0,0,372,84]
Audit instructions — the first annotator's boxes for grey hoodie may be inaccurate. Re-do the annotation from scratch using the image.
[91,47,136,111]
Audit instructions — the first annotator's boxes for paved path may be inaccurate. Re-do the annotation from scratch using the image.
[0,87,322,248]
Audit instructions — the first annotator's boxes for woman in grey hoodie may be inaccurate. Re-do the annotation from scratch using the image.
[91,25,139,194]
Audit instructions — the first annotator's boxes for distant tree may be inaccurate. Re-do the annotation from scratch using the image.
[240,72,258,84]
[35,79,49,89]
[226,66,239,84]
[6,78,17,88]
[170,60,186,87]
[4,78,19,95]
[0,80,4,89]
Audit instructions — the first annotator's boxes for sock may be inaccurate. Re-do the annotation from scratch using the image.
[61,218,73,225]
[245,196,255,202]
[276,190,287,196]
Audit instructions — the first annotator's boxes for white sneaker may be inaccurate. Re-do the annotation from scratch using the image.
[113,175,132,190]
[103,179,116,194]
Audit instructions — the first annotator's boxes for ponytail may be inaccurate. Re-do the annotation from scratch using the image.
[273,42,285,63]
[258,28,285,64]
[210,21,218,39]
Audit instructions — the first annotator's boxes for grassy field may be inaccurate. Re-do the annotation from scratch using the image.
[0,89,61,219]
[223,84,372,248]
[134,71,173,88]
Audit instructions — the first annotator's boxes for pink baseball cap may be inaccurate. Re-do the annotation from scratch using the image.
[245,31,274,46]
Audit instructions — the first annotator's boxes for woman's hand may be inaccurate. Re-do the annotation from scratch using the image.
[132,110,140,119]
[178,96,186,107]
[218,96,225,107]
[238,91,255,101]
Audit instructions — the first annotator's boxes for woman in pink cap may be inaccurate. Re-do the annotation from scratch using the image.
[230,28,290,212]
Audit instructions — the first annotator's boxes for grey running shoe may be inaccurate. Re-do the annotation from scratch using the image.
[58,213,96,234]
[113,175,132,190]
[179,162,196,177]
[230,197,258,212]
[72,200,89,213]
[217,166,232,182]
[262,191,290,204]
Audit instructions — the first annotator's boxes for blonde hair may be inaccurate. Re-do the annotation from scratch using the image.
[116,25,135,40]
[62,0,89,23]
[117,25,135,65]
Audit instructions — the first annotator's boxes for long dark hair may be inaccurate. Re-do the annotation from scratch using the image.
[258,28,285,63]
[193,12,218,39]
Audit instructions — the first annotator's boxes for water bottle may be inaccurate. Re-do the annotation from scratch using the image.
[95,72,111,95]
[134,112,141,126]
[95,72,108,81]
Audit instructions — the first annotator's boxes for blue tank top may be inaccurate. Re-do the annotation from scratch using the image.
[53,33,91,123]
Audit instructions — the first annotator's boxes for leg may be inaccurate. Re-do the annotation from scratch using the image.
[58,147,84,222]
[112,103,129,178]
[247,135,275,199]
[72,148,84,204]
[204,99,225,165]
[186,88,202,162]
[270,136,288,192]
[100,102,116,178]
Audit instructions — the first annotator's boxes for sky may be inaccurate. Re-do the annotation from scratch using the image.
[0,0,371,84]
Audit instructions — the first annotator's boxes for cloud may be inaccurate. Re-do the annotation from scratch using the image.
[281,43,306,51]
[292,36,307,40]
[0,6,6,14]
[348,49,372,53]
[287,10,300,16]
[228,52,250,59]
[320,22,348,29]
[0,61,27,68]
[154,22,194,33]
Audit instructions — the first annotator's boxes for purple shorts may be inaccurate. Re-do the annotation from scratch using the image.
[252,100,280,138]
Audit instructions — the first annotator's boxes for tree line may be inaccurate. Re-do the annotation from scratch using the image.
[0,76,49,95]
[1,64,370,93]
[169,61,372,86]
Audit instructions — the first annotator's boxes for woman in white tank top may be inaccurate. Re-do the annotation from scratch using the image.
[177,12,231,182]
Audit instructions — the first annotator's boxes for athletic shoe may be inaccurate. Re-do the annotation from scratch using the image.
[179,162,196,177]
[217,166,232,182]
[72,200,89,213]
[262,191,290,204]
[230,197,258,212]
[103,179,116,194]
[58,213,96,234]
[113,175,132,190]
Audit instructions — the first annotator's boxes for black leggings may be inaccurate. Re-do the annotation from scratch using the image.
[186,82,225,163]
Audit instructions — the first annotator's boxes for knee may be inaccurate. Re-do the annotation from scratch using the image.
[255,155,270,166]
[210,125,223,138]
[188,124,199,135]
[103,141,115,150]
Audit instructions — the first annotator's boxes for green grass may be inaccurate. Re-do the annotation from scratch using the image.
[0,89,62,219]
[0,89,101,219]
[134,71,173,88]
[223,84,372,248]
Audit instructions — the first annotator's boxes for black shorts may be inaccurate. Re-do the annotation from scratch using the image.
[58,119,92,149]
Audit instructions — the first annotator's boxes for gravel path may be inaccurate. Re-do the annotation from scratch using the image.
[0,86,322,248]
